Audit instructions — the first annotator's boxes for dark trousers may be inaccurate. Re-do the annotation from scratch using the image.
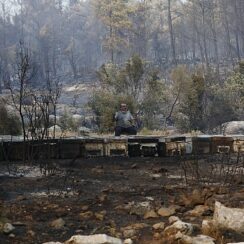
[115,126,137,136]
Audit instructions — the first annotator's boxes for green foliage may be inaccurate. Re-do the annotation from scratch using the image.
[89,90,136,132]
[93,0,132,61]
[97,54,145,100]
[205,84,237,130]
[0,103,21,135]
[141,71,166,129]
[223,70,244,120]
[175,69,206,131]
[59,110,76,132]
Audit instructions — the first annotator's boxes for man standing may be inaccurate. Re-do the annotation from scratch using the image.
[114,103,137,136]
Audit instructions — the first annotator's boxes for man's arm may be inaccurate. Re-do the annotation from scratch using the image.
[114,112,119,121]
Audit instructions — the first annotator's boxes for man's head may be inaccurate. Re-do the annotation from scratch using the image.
[120,103,127,112]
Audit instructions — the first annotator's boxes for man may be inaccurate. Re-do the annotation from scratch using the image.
[114,103,137,136]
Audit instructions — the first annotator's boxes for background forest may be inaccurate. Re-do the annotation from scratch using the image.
[0,0,243,135]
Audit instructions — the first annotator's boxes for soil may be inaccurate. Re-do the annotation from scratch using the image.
[0,156,243,244]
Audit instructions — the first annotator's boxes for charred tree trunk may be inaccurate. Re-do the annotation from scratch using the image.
[168,0,177,65]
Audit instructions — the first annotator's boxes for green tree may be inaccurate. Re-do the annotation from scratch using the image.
[141,71,166,129]
[97,54,145,101]
[93,0,132,62]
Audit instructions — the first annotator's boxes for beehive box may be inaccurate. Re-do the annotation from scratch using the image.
[7,141,26,161]
[192,136,211,154]
[128,143,141,157]
[104,137,127,156]
[158,136,186,156]
[85,138,105,157]
[59,139,84,159]
[211,136,234,154]
[0,142,5,161]
[141,143,158,157]
[33,140,59,160]
[129,136,159,157]
[232,136,244,153]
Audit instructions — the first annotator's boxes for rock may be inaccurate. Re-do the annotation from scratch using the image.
[65,234,123,244]
[121,223,148,238]
[3,223,15,234]
[202,220,214,236]
[81,205,89,211]
[95,211,106,221]
[180,188,213,207]
[168,216,180,224]
[50,218,65,229]
[123,239,133,244]
[175,232,215,244]
[157,206,176,217]
[185,205,211,217]
[79,211,93,219]
[27,230,36,237]
[163,220,194,237]
[153,232,162,240]
[9,233,15,238]
[213,201,244,234]
[221,121,244,134]
[152,222,165,230]
[143,210,158,219]
[129,201,152,216]
[122,229,137,239]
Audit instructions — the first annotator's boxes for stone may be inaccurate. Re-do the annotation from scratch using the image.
[168,216,180,224]
[129,201,152,216]
[50,218,65,229]
[122,229,137,239]
[95,211,106,221]
[202,220,214,236]
[27,230,36,237]
[153,232,161,240]
[163,220,194,237]
[185,205,211,217]
[143,210,158,219]
[9,233,15,238]
[121,223,148,238]
[123,239,133,244]
[3,223,15,234]
[213,201,244,234]
[175,232,215,244]
[180,188,213,207]
[81,205,89,211]
[220,121,244,134]
[157,206,176,217]
[79,211,93,219]
[65,234,123,244]
[152,222,165,230]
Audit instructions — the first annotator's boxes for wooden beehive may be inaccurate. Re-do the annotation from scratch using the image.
[59,139,84,159]
[232,136,244,153]
[158,136,186,156]
[211,136,234,154]
[85,138,105,157]
[128,143,141,157]
[128,136,159,157]
[192,136,211,154]
[104,137,128,156]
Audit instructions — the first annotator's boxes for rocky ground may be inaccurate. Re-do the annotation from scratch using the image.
[0,155,244,244]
